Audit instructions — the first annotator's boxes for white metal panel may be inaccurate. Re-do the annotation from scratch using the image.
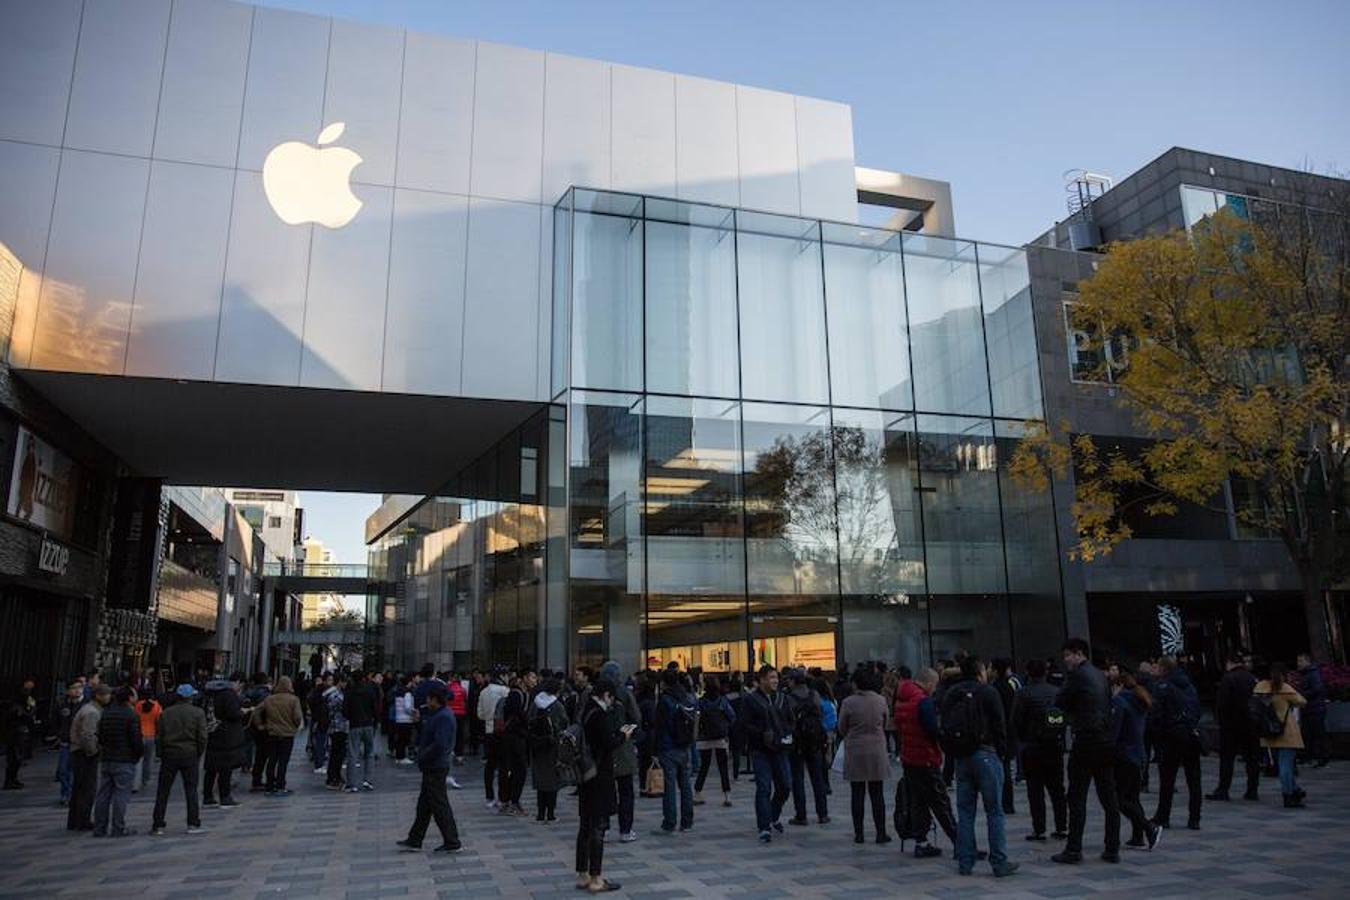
[397,31,475,195]
[126,160,233,380]
[674,75,738,207]
[237,5,330,171]
[469,42,545,204]
[324,17,403,187]
[30,150,149,374]
[0,0,82,146]
[610,64,676,198]
[736,86,800,216]
[795,97,857,222]
[300,183,393,391]
[536,203,553,400]
[383,189,469,396]
[153,0,252,167]
[461,197,540,400]
[0,140,61,368]
[216,170,310,386]
[542,53,610,203]
[65,0,171,157]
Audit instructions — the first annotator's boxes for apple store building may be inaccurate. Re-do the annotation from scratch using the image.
[0,0,1066,675]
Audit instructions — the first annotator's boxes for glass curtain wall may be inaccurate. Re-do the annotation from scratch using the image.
[552,188,1063,675]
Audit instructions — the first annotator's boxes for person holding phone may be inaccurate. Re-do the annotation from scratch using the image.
[576,678,633,893]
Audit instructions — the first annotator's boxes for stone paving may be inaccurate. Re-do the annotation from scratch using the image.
[0,738,1345,899]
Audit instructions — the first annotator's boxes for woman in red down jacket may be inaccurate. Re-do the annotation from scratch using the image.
[446,676,469,764]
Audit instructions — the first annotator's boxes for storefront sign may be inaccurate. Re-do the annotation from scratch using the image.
[7,426,80,541]
[38,535,70,575]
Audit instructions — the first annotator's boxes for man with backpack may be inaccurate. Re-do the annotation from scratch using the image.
[651,668,697,835]
[1148,655,1203,830]
[939,656,1018,878]
[1052,638,1120,864]
[1011,659,1068,842]
[497,674,532,817]
[1208,652,1259,801]
[785,669,829,826]
[895,668,958,859]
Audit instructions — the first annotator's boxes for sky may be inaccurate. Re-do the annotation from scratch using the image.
[257,0,1350,245]
[265,1,1347,562]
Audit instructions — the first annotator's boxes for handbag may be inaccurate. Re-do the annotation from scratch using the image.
[644,759,665,796]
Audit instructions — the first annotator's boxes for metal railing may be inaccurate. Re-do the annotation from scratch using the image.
[263,561,370,579]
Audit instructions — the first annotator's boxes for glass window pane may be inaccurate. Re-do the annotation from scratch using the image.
[742,402,838,669]
[903,234,991,415]
[978,245,1042,419]
[1181,186,1219,230]
[550,199,572,397]
[644,395,746,664]
[645,219,739,397]
[916,414,1005,596]
[568,391,644,670]
[737,230,830,404]
[571,210,642,391]
[823,233,912,410]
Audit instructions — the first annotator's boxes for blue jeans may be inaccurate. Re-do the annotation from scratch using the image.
[750,749,791,833]
[347,726,375,787]
[56,745,73,801]
[955,749,1008,872]
[659,748,693,831]
[93,761,136,835]
[1276,748,1299,796]
[312,726,329,769]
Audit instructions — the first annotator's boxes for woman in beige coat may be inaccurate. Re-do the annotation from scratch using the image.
[837,667,890,844]
[1253,663,1307,808]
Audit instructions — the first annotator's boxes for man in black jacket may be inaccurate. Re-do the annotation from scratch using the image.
[742,666,793,843]
[1149,656,1203,830]
[1052,638,1120,864]
[1208,652,1259,801]
[344,671,380,791]
[93,686,143,837]
[1011,659,1067,841]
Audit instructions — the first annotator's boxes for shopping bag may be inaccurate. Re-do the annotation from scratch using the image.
[644,759,665,795]
[830,738,845,775]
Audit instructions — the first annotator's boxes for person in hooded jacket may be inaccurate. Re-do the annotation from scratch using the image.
[575,678,634,893]
[598,660,642,840]
[203,674,246,808]
[528,677,570,823]
[255,676,304,796]
[1010,659,1067,842]
[1148,656,1203,830]
[1110,672,1161,852]
[785,669,829,826]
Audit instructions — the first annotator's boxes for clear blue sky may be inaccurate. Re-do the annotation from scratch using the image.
[274,1,1346,560]
[260,0,1349,244]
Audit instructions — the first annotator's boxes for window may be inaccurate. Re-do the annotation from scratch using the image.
[268,516,283,529]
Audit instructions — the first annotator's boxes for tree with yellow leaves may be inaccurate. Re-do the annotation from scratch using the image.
[1012,200,1349,660]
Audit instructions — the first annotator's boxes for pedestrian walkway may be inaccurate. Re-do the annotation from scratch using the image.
[0,740,1344,899]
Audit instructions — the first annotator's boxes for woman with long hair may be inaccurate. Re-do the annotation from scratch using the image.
[837,666,890,844]
[1254,663,1308,807]
[1111,671,1159,852]
[694,676,736,807]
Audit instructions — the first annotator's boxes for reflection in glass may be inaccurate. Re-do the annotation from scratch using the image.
[571,211,642,391]
[978,245,1041,419]
[736,228,830,404]
[550,200,572,397]
[822,227,911,409]
[903,234,991,416]
[916,414,1004,596]
[646,219,739,398]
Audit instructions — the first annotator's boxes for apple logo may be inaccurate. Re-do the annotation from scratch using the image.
[262,122,363,228]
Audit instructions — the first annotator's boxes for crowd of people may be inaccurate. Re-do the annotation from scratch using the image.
[0,641,1333,891]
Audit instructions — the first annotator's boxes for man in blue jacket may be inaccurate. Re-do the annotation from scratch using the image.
[1148,656,1203,830]
[397,686,462,853]
[1297,653,1330,767]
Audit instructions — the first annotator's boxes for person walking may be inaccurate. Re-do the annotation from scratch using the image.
[396,685,463,853]
[651,668,697,835]
[598,660,641,840]
[150,684,208,835]
[2,677,37,790]
[785,669,829,826]
[54,680,84,806]
[1111,672,1161,851]
[243,673,271,790]
[325,675,350,791]
[133,692,162,793]
[344,670,380,792]
[93,686,143,838]
[528,677,569,823]
[742,666,793,843]
[1149,656,1203,830]
[203,674,246,808]
[1010,659,1067,842]
[1208,653,1260,802]
[1255,664,1308,807]
[940,657,1018,877]
[1052,638,1120,865]
[896,668,959,858]
[68,684,109,831]
[575,677,634,893]
[839,667,890,845]
[694,677,736,809]
[1295,653,1329,768]
[256,676,304,797]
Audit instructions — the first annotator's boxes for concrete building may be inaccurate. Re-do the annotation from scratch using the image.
[225,488,300,563]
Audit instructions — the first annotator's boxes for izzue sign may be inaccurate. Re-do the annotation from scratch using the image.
[38,535,70,576]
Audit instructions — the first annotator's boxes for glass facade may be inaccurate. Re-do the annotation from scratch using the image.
[552,188,1064,674]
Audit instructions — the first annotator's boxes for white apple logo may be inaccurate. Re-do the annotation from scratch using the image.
[262,122,363,228]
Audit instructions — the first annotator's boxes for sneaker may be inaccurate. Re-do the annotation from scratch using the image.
[219,799,240,808]
[1146,825,1162,851]
[693,793,706,806]
[620,831,637,843]
[1101,850,1120,863]
[361,781,374,792]
[201,799,219,808]
[186,826,206,835]
[396,839,422,852]
[1125,837,1146,849]
[313,767,326,775]
[818,816,829,825]
[149,827,166,836]
[650,827,675,837]
[446,776,463,790]
[1026,833,1047,842]
[433,842,463,853]
[485,799,499,811]
[1051,830,1069,840]
[992,862,1020,878]
[343,786,360,794]
[875,834,892,845]
[270,789,292,797]
[913,844,943,859]
[110,829,138,838]
[1051,851,1082,864]
[758,830,772,843]
[771,820,784,834]
[788,817,808,826]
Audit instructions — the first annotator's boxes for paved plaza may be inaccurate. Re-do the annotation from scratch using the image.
[0,741,1344,899]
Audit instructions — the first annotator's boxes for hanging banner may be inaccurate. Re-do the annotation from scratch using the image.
[7,426,79,541]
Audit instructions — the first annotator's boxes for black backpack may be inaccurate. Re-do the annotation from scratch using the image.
[792,693,825,752]
[1248,694,1287,739]
[1031,703,1067,746]
[940,687,986,758]
[528,702,559,750]
[669,695,699,747]
[699,700,729,741]
[893,776,916,840]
